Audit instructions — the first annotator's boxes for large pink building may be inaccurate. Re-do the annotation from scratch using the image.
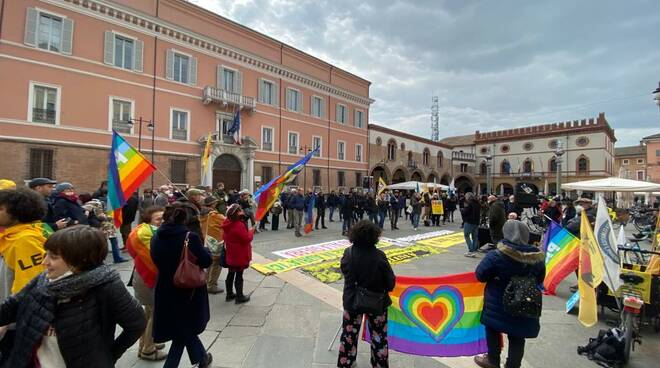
[0,0,372,193]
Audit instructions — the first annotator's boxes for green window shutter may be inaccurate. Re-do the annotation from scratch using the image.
[165,49,174,80]
[104,31,114,65]
[134,39,144,72]
[189,56,197,85]
[61,18,74,54]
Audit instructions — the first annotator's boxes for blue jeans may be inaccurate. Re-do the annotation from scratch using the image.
[412,212,420,228]
[109,237,123,262]
[164,335,206,368]
[377,210,387,229]
[463,223,480,252]
[329,206,336,221]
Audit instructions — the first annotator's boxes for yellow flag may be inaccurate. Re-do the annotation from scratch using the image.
[201,133,212,184]
[377,177,387,195]
[578,210,605,327]
[652,212,660,252]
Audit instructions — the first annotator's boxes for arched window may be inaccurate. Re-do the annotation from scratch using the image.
[577,155,589,174]
[523,159,533,174]
[480,161,487,175]
[423,148,430,166]
[437,151,444,168]
[501,160,510,175]
[407,151,413,162]
[387,139,396,161]
[549,157,557,173]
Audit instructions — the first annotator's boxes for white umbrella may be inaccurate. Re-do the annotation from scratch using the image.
[561,178,660,192]
[386,181,449,191]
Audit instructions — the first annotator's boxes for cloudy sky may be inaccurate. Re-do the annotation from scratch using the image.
[192,0,660,146]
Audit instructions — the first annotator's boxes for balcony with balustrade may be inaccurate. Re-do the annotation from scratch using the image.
[32,108,56,124]
[452,151,475,162]
[202,86,255,112]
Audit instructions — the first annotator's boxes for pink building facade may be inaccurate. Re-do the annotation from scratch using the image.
[0,0,372,193]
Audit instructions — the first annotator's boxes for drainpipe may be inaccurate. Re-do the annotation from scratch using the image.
[0,0,6,40]
[278,43,283,177]
[327,66,332,192]
[150,0,160,189]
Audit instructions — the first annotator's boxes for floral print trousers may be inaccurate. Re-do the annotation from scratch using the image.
[337,310,389,368]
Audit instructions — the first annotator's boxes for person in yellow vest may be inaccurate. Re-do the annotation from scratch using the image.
[200,196,226,294]
[0,180,16,191]
[0,188,50,363]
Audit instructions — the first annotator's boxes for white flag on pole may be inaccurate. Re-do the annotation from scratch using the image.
[617,225,626,247]
[594,196,621,292]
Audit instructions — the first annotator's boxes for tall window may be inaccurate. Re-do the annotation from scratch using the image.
[311,96,323,118]
[104,31,143,72]
[355,110,364,128]
[262,166,273,183]
[31,84,58,124]
[355,172,363,188]
[480,161,487,175]
[387,140,396,161]
[423,149,430,166]
[355,144,362,162]
[38,13,63,52]
[637,170,645,180]
[577,156,589,174]
[501,160,510,175]
[173,54,189,84]
[261,127,273,151]
[223,68,235,92]
[259,79,278,105]
[523,159,533,174]
[460,163,468,173]
[313,169,321,187]
[29,148,53,178]
[171,109,188,140]
[336,104,347,124]
[25,9,73,54]
[437,151,443,168]
[288,132,298,154]
[338,171,345,187]
[166,49,196,85]
[313,136,322,157]
[338,141,345,160]
[549,157,557,173]
[111,98,132,134]
[170,159,187,183]
[286,88,302,112]
[114,35,134,70]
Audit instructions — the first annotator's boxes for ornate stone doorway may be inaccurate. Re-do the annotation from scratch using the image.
[213,154,242,191]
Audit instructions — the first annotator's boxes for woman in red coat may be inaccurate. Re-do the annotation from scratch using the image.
[221,204,255,304]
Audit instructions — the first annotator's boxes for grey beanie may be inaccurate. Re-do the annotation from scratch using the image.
[54,182,74,193]
[502,220,530,245]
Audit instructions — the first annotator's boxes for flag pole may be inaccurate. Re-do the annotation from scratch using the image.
[153,165,189,200]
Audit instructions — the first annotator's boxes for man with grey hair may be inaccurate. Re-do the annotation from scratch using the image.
[461,192,481,257]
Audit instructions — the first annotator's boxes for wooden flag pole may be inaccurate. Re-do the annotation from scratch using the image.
[154,165,189,200]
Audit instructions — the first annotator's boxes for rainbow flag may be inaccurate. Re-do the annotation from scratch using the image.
[107,131,156,227]
[542,221,579,295]
[304,193,315,234]
[254,147,319,221]
[366,272,487,357]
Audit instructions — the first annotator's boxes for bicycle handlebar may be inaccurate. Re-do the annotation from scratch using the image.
[617,246,660,256]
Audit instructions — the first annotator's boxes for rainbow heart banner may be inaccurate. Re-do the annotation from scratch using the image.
[366,272,487,357]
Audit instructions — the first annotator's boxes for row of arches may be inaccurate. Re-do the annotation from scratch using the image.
[385,139,445,168]
[478,155,590,175]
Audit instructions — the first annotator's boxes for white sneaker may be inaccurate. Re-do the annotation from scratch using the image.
[464,252,477,258]
[414,227,418,231]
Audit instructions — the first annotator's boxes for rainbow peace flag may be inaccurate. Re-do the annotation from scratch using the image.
[366,272,487,357]
[254,147,319,221]
[107,131,156,227]
[542,221,579,295]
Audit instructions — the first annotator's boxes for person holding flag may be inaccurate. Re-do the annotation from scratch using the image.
[304,190,316,234]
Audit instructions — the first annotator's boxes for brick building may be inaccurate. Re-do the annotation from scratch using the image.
[0,0,371,193]
[642,133,660,183]
[614,145,647,181]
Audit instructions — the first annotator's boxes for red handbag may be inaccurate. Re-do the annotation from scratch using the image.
[173,232,207,288]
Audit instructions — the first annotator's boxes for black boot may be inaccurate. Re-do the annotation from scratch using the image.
[225,278,235,301]
[234,277,250,304]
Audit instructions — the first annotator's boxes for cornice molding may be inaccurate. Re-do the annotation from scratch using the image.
[46,0,374,106]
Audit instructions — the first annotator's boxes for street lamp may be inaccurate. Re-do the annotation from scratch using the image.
[653,82,660,108]
[485,148,492,195]
[299,145,312,191]
[127,117,156,188]
[555,139,564,198]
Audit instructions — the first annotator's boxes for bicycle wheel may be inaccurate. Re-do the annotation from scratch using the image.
[622,311,633,364]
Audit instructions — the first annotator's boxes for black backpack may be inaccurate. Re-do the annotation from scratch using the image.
[577,328,625,368]
[502,267,542,318]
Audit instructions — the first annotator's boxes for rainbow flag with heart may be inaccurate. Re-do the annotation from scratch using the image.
[366,272,487,357]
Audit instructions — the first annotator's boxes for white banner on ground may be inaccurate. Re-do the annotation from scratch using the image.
[595,196,621,292]
[389,230,454,246]
[272,239,350,259]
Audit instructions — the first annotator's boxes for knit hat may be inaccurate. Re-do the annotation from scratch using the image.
[186,188,205,197]
[203,196,219,206]
[502,220,530,245]
[54,182,74,193]
[0,179,16,190]
[226,203,241,218]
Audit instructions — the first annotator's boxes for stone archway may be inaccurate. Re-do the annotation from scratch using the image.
[213,154,242,191]
[440,174,452,185]
[392,168,407,184]
[454,175,475,194]
[427,173,437,183]
[411,170,423,182]
[371,165,389,184]
[497,183,514,196]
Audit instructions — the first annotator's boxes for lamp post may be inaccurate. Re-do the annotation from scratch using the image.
[299,145,312,191]
[653,82,660,116]
[127,117,155,188]
[555,140,564,198]
[485,149,492,195]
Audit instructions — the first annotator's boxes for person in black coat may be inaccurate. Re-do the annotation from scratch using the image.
[474,220,545,368]
[327,190,339,221]
[562,200,576,228]
[486,195,506,248]
[389,191,400,230]
[120,192,139,244]
[337,220,395,368]
[340,192,355,235]
[0,226,145,368]
[52,182,89,226]
[151,203,213,368]
[461,192,481,257]
[314,190,327,229]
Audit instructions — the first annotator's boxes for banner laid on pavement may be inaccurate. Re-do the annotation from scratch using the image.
[272,239,350,259]
[416,232,466,248]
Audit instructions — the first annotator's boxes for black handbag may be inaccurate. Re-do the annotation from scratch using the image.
[219,244,228,268]
[350,247,386,315]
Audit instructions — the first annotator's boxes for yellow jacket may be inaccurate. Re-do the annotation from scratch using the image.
[0,222,49,295]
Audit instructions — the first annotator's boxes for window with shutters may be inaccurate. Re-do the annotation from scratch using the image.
[114,35,133,70]
[286,88,302,112]
[355,144,362,162]
[313,169,321,187]
[336,104,347,124]
[262,166,273,183]
[29,148,54,179]
[288,132,299,154]
[217,66,242,94]
[170,109,189,141]
[103,31,143,72]
[110,98,133,134]
[337,141,345,160]
[355,110,364,128]
[29,83,60,124]
[24,9,73,55]
[223,68,235,91]
[261,127,273,151]
[311,96,324,118]
[258,79,278,105]
[170,159,187,183]
[165,49,196,85]
[337,171,345,187]
[312,136,322,157]
[173,53,189,84]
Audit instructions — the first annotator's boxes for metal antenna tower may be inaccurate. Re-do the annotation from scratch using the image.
[431,96,439,141]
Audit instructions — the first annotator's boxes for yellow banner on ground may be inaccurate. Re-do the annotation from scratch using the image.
[252,239,391,275]
[416,232,466,248]
[431,200,444,215]
[302,245,447,283]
